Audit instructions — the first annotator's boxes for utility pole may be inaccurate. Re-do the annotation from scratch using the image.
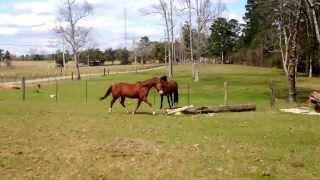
[124,8,128,49]
[62,39,66,70]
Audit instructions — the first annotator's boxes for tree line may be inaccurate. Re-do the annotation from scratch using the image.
[235,0,320,102]
[0,49,11,67]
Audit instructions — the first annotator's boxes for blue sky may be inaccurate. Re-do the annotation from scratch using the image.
[0,0,246,55]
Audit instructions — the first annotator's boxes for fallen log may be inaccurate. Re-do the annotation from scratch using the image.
[0,84,21,90]
[183,104,256,114]
[309,91,320,112]
[166,105,194,115]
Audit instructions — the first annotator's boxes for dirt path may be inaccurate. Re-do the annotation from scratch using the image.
[0,66,165,88]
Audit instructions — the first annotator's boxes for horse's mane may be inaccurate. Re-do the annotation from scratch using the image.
[137,77,158,87]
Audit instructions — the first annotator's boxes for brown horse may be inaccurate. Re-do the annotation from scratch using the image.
[100,77,164,114]
[159,76,179,109]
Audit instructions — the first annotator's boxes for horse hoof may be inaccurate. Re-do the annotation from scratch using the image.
[109,108,112,113]
[152,111,156,115]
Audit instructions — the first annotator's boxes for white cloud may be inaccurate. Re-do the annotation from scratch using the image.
[223,12,244,23]
[0,0,244,54]
[13,1,56,14]
[0,27,20,35]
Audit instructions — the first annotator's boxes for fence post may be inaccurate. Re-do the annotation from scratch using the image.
[107,68,110,76]
[22,77,26,101]
[55,80,58,102]
[224,81,228,105]
[269,80,276,109]
[153,91,156,105]
[104,68,106,76]
[71,72,74,80]
[85,80,88,104]
[187,84,190,105]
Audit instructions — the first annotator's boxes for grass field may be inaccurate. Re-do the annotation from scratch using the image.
[0,64,319,179]
[0,60,159,82]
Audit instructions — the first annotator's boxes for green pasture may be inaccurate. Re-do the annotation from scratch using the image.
[0,64,319,179]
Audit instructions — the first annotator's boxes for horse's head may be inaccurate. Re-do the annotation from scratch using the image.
[139,77,164,95]
[160,75,168,81]
[155,79,164,95]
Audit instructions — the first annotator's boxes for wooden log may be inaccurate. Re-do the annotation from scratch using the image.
[183,104,256,114]
[309,91,320,112]
[310,91,320,103]
[167,105,194,115]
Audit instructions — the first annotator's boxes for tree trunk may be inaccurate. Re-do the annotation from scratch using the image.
[309,56,313,78]
[221,51,224,64]
[188,0,194,77]
[164,42,167,64]
[74,52,81,80]
[306,0,320,45]
[288,33,297,103]
[169,0,174,78]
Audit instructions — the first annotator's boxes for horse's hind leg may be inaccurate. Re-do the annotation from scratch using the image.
[169,93,174,108]
[109,97,118,113]
[120,97,129,113]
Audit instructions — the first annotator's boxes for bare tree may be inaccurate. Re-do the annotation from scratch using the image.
[182,0,195,75]
[54,0,93,80]
[304,0,320,78]
[141,0,174,78]
[276,0,302,102]
[193,0,224,81]
[305,0,320,45]
[170,0,175,71]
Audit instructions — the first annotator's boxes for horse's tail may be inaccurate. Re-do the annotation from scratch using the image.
[100,86,112,101]
[173,84,179,105]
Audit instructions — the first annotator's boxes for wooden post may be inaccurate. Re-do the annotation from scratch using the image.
[153,91,156,105]
[71,72,74,80]
[85,80,88,104]
[55,80,58,102]
[104,68,106,76]
[22,77,26,101]
[107,69,110,76]
[269,80,276,108]
[224,81,228,105]
[187,84,190,105]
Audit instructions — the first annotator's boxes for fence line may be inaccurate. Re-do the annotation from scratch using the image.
[1,65,165,87]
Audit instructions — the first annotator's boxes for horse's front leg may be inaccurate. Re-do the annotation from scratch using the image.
[160,95,164,109]
[143,98,156,115]
[133,100,142,115]
[167,95,172,109]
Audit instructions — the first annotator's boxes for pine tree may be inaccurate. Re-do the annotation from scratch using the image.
[243,0,259,47]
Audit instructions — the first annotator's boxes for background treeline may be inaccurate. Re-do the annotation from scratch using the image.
[234,0,320,77]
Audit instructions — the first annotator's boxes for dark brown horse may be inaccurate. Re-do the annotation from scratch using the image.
[100,77,164,114]
[159,76,179,109]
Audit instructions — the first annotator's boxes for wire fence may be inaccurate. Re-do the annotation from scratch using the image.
[17,77,194,107]
[2,71,278,111]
